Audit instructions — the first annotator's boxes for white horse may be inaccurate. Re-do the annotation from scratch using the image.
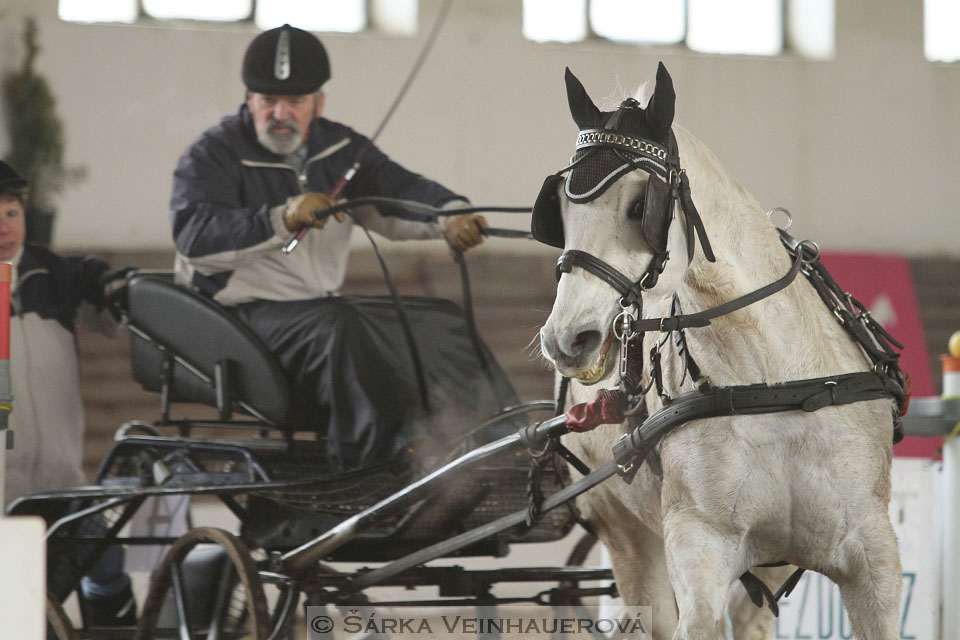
[537,64,902,639]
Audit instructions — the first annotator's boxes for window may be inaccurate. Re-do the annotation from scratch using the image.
[59,0,417,36]
[687,0,782,56]
[59,0,138,24]
[925,0,960,62]
[591,0,685,46]
[787,0,833,59]
[255,0,365,33]
[143,0,252,23]
[523,0,587,44]
[522,0,835,59]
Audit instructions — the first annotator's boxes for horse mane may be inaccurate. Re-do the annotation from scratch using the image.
[632,80,655,108]
[666,124,870,383]
[670,124,783,280]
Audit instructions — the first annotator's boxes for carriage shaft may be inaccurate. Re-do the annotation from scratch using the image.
[281,415,568,574]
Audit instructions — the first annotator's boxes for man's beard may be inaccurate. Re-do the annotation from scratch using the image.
[257,118,304,155]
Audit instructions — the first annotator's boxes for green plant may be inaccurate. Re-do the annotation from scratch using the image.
[2,17,84,211]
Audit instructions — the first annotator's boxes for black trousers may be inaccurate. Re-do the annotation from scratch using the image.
[233,296,517,471]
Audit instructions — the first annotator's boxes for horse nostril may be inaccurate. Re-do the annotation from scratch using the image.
[560,328,602,358]
[575,330,602,356]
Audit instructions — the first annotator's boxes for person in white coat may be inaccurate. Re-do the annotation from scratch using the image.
[0,160,135,627]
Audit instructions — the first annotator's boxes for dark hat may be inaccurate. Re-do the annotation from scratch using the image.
[0,160,28,191]
[242,24,330,95]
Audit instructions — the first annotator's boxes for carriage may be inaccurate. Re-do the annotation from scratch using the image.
[9,255,621,639]
[8,62,911,640]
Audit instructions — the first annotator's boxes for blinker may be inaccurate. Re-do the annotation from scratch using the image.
[640,174,672,253]
[531,174,565,249]
[531,168,675,253]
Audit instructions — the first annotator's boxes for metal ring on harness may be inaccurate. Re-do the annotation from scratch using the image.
[797,239,821,264]
[765,207,793,231]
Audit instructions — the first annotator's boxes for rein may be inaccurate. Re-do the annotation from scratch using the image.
[282,0,453,253]
[557,239,809,333]
[561,224,908,447]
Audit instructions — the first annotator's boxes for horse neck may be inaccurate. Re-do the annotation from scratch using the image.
[655,127,867,388]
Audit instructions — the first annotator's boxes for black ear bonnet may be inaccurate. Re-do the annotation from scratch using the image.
[531,64,714,268]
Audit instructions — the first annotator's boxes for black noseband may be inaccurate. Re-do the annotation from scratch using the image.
[556,249,647,308]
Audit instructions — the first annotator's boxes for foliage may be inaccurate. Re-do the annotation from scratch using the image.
[2,18,84,211]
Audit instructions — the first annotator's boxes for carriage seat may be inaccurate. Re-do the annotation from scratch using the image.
[125,272,315,430]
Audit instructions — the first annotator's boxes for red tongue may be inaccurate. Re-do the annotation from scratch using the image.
[565,389,625,432]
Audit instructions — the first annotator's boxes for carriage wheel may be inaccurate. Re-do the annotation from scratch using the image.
[564,531,598,568]
[134,527,271,640]
[556,531,603,607]
[46,592,80,640]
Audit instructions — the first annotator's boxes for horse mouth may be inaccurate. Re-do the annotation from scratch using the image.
[574,331,615,385]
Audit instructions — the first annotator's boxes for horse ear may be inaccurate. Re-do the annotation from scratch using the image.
[565,67,601,130]
[645,62,676,140]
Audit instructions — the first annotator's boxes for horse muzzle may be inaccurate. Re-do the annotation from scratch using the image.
[540,324,615,385]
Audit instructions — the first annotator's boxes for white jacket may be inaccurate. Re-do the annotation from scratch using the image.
[4,244,115,509]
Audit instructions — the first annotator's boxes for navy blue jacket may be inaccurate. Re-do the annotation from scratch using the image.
[171,105,465,304]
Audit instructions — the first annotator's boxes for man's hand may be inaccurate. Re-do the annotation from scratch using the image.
[442,205,487,252]
[282,191,343,232]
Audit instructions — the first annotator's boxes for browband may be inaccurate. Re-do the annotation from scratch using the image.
[575,129,672,167]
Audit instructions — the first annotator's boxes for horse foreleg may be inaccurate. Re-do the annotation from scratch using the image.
[827,509,902,640]
[601,525,678,638]
[663,512,741,640]
[727,564,796,640]
[583,489,678,639]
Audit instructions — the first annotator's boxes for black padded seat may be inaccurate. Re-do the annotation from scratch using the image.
[127,273,305,428]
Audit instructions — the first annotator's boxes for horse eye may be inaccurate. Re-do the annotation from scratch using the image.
[627,196,644,221]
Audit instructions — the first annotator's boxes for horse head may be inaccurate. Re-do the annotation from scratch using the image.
[537,63,714,383]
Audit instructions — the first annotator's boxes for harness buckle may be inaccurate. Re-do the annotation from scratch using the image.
[824,380,838,405]
[614,434,636,475]
[668,168,684,189]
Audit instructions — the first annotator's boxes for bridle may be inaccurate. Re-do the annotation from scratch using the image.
[532,99,724,384]
[533,100,716,295]
[532,101,906,421]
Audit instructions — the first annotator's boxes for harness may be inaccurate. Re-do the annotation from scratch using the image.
[529,97,908,615]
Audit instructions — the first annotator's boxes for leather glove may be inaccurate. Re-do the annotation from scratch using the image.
[282,191,343,232]
[442,206,487,252]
